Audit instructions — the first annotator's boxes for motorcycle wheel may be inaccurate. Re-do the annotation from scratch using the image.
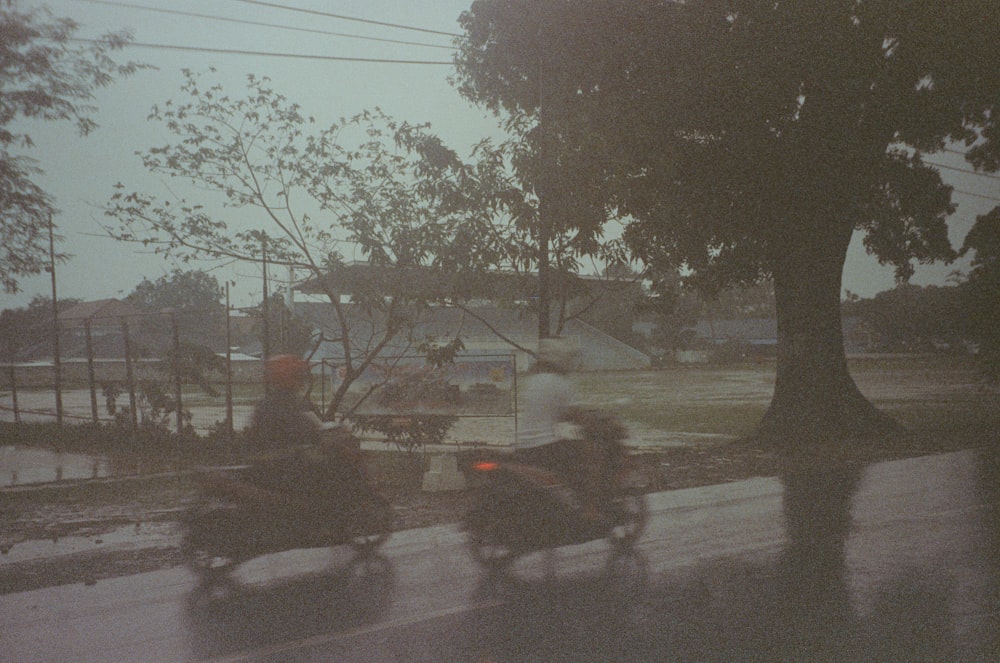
[607,489,648,547]
[348,494,394,554]
[180,505,255,582]
[180,532,241,582]
[468,529,520,570]
[466,500,523,569]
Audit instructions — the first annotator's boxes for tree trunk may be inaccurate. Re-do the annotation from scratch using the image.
[753,224,902,446]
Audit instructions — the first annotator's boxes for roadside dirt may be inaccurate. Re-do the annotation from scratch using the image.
[0,431,986,595]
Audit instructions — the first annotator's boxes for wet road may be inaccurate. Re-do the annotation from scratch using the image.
[1,448,998,662]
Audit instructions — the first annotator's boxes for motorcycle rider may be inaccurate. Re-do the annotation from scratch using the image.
[514,337,606,523]
[243,354,357,507]
[248,354,324,451]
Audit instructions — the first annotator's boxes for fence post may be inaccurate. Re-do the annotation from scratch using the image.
[261,235,271,362]
[121,317,138,433]
[48,215,63,426]
[320,360,327,416]
[85,321,99,423]
[225,284,234,438]
[171,312,183,436]
[513,354,518,444]
[5,331,19,424]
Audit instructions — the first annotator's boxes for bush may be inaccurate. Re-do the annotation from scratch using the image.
[349,414,458,452]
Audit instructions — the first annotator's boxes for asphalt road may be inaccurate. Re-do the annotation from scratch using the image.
[1,448,998,662]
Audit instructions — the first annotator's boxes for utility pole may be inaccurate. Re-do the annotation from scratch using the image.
[536,20,552,340]
[225,282,233,438]
[261,235,271,361]
[170,311,183,436]
[48,214,63,425]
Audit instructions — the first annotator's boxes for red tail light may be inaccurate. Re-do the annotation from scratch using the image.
[473,460,499,472]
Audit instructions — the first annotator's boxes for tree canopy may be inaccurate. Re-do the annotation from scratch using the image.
[126,269,223,316]
[0,1,145,293]
[454,0,1000,442]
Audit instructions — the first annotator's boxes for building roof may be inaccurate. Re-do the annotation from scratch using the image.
[294,301,650,371]
[57,299,145,328]
[293,261,641,303]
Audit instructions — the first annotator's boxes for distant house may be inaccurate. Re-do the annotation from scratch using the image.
[841,316,875,354]
[58,298,145,334]
[18,298,147,361]
[57,298,144,327]
[227,314,263,358]
[293,302,650,372]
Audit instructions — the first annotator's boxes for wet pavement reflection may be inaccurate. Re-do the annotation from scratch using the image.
[0,446,108,486]
[184,551,394,661]
[0,444,189,487]
[2,448,997,662]
[464,551,648,662]
[437,449,1000,662]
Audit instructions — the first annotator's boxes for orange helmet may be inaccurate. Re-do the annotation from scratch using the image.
[265,354,309,390]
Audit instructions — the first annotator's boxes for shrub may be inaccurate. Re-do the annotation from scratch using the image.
[349,414,458,453]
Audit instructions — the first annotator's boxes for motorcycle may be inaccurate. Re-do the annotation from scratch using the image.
[462,410,649,572]
[181,437,394,583]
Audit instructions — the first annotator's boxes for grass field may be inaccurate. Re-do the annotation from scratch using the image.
[573,355,999,439]
[2,354,997,444]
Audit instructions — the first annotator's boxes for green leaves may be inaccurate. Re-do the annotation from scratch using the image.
[455,0,1000,292]
[0,2,147,293]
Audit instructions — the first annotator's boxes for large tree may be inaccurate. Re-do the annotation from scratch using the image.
[0,1,144,293]
[959,208,1000,381]
[125,268,228,352]
[454,0,1000,443]
[126,269,223,315]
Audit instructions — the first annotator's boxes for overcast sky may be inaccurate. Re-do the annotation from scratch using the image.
[4,0,999,313]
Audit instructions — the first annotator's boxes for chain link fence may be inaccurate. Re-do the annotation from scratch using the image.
[0,307,262,436]
[1,308,518,444]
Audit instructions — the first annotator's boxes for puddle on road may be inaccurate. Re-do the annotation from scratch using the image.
[0,446,111,487]
[0,521,180,564]
[0,445,186,488]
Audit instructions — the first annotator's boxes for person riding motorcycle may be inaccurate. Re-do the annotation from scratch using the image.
[242,354,358,507]
[514,338,606,523]
[182,356,392,576]
[248,354,325,451]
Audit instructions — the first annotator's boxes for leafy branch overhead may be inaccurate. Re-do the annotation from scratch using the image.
[0,2,149,293]
[107,70,487,274]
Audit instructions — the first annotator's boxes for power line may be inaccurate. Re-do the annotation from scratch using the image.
[70,37,452,65]
[924,159,1000,182]
[953,188,1000,203]
[230,0,463,38]
[75,0,455,51]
